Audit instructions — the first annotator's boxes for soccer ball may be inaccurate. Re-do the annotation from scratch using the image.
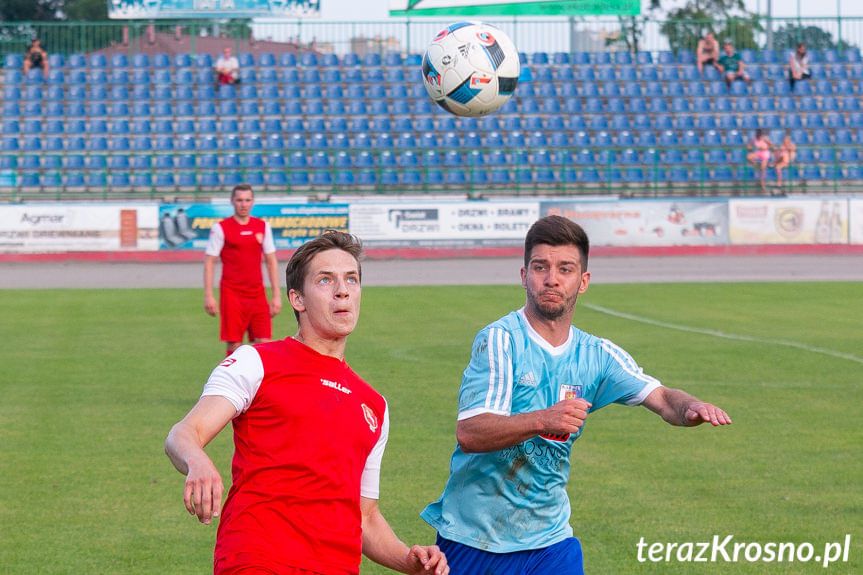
[421,22,520,117]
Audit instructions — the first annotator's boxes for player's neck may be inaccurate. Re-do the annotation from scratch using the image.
[232,213,251,225]
[523,307,573,347]
[293,332,347,361]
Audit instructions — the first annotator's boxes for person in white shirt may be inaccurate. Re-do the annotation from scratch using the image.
[789,43,811,91]
[215,47,240,85]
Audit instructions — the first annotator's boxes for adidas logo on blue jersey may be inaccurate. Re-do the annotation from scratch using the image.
[518,371,538,387]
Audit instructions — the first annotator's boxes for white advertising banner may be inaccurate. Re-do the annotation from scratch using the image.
[0,204,159,252]
[540,200,728,246]
[348,201,539,246]
[850,199,863,245]
[729,199,848,244]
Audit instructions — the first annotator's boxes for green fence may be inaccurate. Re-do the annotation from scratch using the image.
[1,17,862,58]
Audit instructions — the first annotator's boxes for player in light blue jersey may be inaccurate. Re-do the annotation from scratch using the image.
[421,215,731,574]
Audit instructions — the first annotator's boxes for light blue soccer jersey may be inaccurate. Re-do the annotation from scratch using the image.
[421,308,661,553]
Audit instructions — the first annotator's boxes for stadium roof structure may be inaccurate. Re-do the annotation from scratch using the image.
[389,0,640,17]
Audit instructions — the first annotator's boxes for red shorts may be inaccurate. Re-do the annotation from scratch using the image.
[219,287,271,343]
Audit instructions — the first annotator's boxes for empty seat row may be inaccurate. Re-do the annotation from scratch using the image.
[3,51,420,71]
[5,122,861,155]
[3,65,427,86]
[5,47,861,72]
[11,163,862,191]
[5,143,859,173]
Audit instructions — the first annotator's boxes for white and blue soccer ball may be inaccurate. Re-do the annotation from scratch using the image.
[422,22,520,117]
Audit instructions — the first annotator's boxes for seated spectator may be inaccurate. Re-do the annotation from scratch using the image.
[718,39,751,87]
[788,43,811,90]
[746,129,774,189]
[23,37,49,76]
[215,47,240,85]
[696,31,721,75]
[772,134,796,187]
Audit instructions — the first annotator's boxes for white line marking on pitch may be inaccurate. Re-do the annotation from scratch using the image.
[582,303,863,366]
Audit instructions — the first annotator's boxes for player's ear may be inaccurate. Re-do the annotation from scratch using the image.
[288,289,305,313]
[578,271,591,294]
[520,266,528,289]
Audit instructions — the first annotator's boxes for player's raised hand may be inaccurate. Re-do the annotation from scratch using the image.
[685,402,732,427]
[405,544,449,575]
[539,398,591,437]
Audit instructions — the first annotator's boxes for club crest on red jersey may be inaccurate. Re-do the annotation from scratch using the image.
[255,233,264,244]
[361,404,378,432]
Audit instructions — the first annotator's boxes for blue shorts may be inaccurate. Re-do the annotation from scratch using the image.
[436,534,584,575]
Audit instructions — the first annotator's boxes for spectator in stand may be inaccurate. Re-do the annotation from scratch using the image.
[22,37,49,76]
[696,31,721,76]
[772,134,797,188]
[717,39,751,88]
[215,46,240,85]
[788,42,811,91]
[746,129,774,189]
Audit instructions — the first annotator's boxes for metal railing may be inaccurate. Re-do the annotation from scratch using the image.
[1,17,862,59]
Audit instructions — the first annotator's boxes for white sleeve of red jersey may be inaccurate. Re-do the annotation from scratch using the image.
[205,221,225,257]
[360,401,389,500]
[200,345,263,415]
[262,222,276,255]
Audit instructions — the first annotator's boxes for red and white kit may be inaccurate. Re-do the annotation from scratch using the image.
[206,217,276,341]
[201,337,389,575]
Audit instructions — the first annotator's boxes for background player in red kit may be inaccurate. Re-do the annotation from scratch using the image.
[166,231,449,575]
[204,184,282,356]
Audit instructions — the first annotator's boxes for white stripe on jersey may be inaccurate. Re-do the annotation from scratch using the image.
[600,338,662,405]
[485,327,512,413]
[502,334,514,411]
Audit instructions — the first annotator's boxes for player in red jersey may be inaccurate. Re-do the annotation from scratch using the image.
[166,231,449,575]
[204,184,282,356]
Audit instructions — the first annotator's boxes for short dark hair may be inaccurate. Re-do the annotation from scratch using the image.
[285,230,363,319]
[230,183,253,199]
[524,215,590,270]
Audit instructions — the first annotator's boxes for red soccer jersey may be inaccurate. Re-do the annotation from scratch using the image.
[215,216,268,297]
[211,338,388,575]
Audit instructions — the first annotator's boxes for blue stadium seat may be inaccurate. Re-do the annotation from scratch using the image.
[832,128,854,145]
[3,85,21,101]
[109,119,130,135]
[675,115,695,131]
[681,130,700,147]
[755,96,775,112]
[838,147,859,163]
[649,98,668,114]
[812,129,832,145]
[826,112,845,129]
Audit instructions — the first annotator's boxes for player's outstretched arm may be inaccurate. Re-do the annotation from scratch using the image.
[360,497,449,575]
[457,398,591,453]
[641,386,732,427]
[165,396,236,524]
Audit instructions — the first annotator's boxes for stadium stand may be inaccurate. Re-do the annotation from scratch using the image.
[2,46,862,198]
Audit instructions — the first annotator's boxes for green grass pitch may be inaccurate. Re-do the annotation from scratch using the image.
[0,282,860,574]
